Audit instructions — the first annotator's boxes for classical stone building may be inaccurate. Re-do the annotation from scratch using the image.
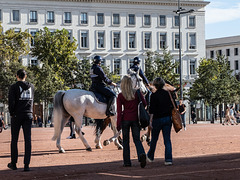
[0,0,209,122]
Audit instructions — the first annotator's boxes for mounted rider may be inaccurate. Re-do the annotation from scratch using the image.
[90,55,117,116]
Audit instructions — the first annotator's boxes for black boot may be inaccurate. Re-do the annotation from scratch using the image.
[106,96,116,116]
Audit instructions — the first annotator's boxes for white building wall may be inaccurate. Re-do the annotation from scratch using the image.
[0,0,209,80]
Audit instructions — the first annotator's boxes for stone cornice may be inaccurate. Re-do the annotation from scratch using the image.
[34,0,210,7]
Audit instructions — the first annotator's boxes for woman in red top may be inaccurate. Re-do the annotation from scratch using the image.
[117,75,147,168]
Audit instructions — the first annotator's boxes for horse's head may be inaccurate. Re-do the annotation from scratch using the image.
[127,69,148,95]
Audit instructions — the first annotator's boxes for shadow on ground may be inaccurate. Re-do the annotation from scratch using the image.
[1,152,240,180]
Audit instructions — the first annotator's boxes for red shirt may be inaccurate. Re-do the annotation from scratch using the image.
[117,91,147,130]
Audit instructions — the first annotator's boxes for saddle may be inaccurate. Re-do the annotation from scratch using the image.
[89,87,107,104]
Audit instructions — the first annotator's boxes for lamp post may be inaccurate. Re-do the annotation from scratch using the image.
[174,0,194,99]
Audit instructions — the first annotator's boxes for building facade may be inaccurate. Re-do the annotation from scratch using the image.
[0,0,209,122]
[206,36,240,78]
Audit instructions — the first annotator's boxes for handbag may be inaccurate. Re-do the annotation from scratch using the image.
[136,90,150,128]
[168,91,182,133]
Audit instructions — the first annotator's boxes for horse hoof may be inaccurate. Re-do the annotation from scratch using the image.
[59,149,65,153]
[103,140,110,146]
[86,147,92,152]
[96,145,102,149]
[118,146,123,150]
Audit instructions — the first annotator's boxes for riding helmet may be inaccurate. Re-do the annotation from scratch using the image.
[133,57,140,64]
[93,55,102,64]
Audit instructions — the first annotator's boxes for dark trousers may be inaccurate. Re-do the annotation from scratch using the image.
[11,114,32,165]
[122,120,145,165]
[147,116,172,162]
[91,84,116,101]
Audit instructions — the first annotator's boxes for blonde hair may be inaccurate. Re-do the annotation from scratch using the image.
[120,75,135,101]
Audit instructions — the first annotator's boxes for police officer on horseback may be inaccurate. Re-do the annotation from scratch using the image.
[90,55,117,116]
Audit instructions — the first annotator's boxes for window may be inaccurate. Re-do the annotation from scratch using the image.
[226,49,230,56]
[80,30,88,48]
[234,48,239,56]
[189,16,195,27]
[174,33,180,49]
[114,58,121,74]
[47,11,54,23]
[0,9,2,22]
[64,12,71,24]
[160,32,167,49]
[189,33,196,49]
[97,13,104,25]
[12,10,20,22]
[159,15,166,26]
[113,31,121,49]
[97,31,105,48]
[217,50,222,56]
[210,50,214,58]
[67,30,72,41]
[30,29,37,46]
[14,28,21,33]
[113,13,120,25]
[129,58,134,68]
[235,60,239,70]
[128,32,136,49]
[144,15,151,26]
[30,11,37,23]
[128,14,135,26]
[144,32,151,49]
[174,16,179,27]
[31,57,38,66]
[175,60,180,74]
[190,59,196,75]
[80,12,88,24]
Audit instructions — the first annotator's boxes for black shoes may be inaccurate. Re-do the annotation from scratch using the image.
[123,164,132,167]
[24,164,30,171]
[139,154,146,168]
[7,163,17,170]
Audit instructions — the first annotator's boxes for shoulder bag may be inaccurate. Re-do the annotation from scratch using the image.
[168,91,182,133]
[136,90,150,128]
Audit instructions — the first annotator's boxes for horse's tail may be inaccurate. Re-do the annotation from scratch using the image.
[52,90,69,141]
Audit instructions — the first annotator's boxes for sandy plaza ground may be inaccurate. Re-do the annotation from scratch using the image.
[1,123,240,179]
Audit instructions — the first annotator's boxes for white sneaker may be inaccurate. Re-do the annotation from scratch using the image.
[66,136,72,139]
[164,162,173,166]
[184,127,187,131]
[146,156,153,163]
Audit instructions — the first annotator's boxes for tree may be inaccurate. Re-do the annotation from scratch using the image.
[189,55,240,122]
[145,49,179,86]
[0,24,31,104]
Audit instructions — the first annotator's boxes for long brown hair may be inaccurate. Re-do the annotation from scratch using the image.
[120,75,135,101]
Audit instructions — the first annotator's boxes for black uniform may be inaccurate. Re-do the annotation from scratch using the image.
[130,64,149,85]
[8,81,34,166]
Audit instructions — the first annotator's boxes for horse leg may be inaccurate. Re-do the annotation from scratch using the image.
[56,117,69,153]
[74,117,92,151]
[95,130,102,149]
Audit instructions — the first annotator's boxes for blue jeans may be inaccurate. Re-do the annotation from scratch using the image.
[147,116,172,162]
[122,120,145,165]
[181,114,186,128]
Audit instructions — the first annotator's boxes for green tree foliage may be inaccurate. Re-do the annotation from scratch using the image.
[0,24,31,104]
[190,55,240,121]
[145,49,179,86]
[31,27,78,89]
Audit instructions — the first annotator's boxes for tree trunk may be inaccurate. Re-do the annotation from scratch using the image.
[219,104,222,124]
[211,106,215,124]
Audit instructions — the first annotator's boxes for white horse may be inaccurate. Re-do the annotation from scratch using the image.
[52,70,147,153]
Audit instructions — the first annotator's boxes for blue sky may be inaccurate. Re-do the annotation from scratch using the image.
[205,0,240,39]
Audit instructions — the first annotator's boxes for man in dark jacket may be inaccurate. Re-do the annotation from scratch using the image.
[7,69,34,171]
[90,55,117,116]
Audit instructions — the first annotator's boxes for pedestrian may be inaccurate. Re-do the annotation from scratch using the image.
[90,55,117,116]
[33,114,37,125]
[222,106,232,125]
[236,110,240,123]
[117,75,147,168]
[0,112,7,133]
[7,69,34,171]
[177,99,187,130]
[37,115,42,127]
[191,111,197,124]
[229,106,238,125]
[66,116,76,139]
[147,77,174,166]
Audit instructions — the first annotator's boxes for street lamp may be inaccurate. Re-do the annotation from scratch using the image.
[174,0,194,99]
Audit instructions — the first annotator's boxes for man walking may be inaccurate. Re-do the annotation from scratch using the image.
[7,69,34,171]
